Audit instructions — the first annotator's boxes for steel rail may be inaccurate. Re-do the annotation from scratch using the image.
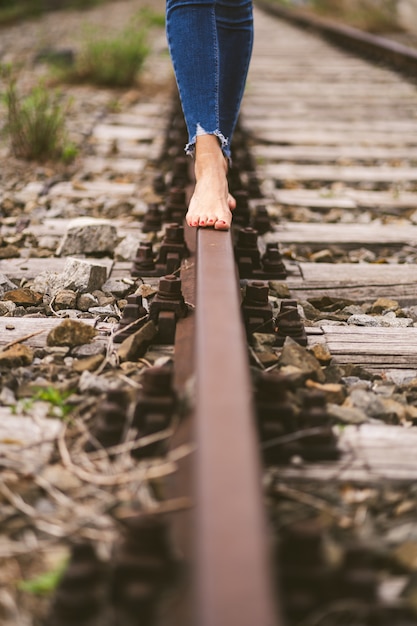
[193,227,281,626]
[256,0,417,79]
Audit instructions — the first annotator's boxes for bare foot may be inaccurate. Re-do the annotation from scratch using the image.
[186,135,234,230]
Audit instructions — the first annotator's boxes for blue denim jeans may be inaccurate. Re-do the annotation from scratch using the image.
[166,0,254,159]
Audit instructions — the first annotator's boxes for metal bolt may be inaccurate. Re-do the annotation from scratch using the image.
[142,203,163,233]
[142,366,173,396]
[113,294,147,344]
[132,243,155,273]
[157,275,182,299]
[164,223,185,244]
[245,281,269,305]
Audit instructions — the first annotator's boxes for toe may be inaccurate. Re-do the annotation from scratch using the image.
[186,213,200,227]
[214,219,230,231]
[228,194,236,211]
[199,215,209,227]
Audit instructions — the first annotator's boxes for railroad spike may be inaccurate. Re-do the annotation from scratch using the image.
[131,242,156,277]
[131,225,189,278]
[274,299,307,347]
[142,202,163,233]
[261,242,287,278]
[255,370,295,440]
[132,366,176,460]
[163,186,187,224]
[235,227,288,279]
[149,275,187,344]
[241,280,274,341]
[113,293,148,343]
[85,389,130,453]
[252,204,273,235]
[46,542,106,626]
[233,189,251,227]
[111,515,178,626]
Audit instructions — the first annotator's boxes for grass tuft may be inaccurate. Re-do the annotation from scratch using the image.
[65,23,150,87]
[3,77,77,162]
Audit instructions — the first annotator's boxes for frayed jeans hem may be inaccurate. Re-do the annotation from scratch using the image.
[185,127,231,161]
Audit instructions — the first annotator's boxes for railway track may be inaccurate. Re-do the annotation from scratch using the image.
[1,2,417,625]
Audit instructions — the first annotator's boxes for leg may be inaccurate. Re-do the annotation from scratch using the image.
[216,0,254,146]
[166,0,253,229]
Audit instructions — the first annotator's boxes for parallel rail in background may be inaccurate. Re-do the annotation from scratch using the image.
[256,0,417,79]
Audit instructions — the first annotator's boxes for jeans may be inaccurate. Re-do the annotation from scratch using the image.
[166,0,254,159]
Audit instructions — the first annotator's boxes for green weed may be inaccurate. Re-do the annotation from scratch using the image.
[18,558,69,596]
[12,386,75,420]
[3,79,77,162]
[66,23,150,87]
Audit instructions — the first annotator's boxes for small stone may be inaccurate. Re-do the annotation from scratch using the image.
[0,302,16,316]
[77,293,99,312]
[278,337,326,383]
[394,541,417,571]
[309,343,332,365]
[310,249,334,263]
[60,258,107,294]
[268,281,291,299]
[0,245,20,259]
[72,354,104,373]
[31,271,63,297]
[3,288,43,307]
[256,351,280,368]
[91,291,115,307]
[252,332,276,351]
[71,342,106,357]
[0,344,34,368]
[327,403,367,424]
[102,278,131,298]
[137,283,158,299]
[47,319,97,347]
[88,305,116,316]
[54,289,77,310]
[78,370,120,394]
[0,387,16,406]
[347,313,412,328]
[346,388,399,422]
[369,297,399,314]
[56,217,119,256]
[306,380,347,405]
[117,320,157,362]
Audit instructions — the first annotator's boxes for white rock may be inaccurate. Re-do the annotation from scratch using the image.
[60,257,108,293]
[56,217,119,256]
[347,313,413,328]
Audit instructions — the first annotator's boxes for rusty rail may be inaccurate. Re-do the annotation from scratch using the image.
[193,227,280,626]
